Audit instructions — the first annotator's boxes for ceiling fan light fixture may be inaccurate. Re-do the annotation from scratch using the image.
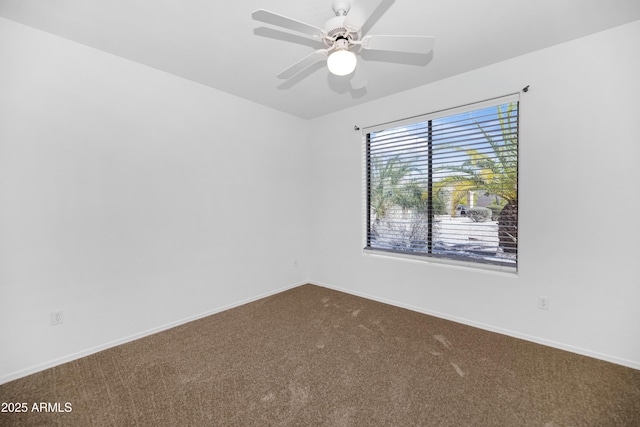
[253,2,436,84]
[327,48,357,76]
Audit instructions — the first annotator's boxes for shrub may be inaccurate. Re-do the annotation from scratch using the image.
[486,204,503,221]
[468,207,492,222]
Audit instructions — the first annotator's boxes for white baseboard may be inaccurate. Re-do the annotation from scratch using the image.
[309,280,640,371]
[0,280,307,385]
[4,279,636,385]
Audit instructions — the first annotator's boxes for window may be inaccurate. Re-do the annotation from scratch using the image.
[364,95,519,269]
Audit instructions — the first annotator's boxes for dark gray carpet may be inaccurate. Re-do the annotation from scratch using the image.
[1,284,639,426]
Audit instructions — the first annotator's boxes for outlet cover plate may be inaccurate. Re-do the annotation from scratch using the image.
[538,297,550,310]
[51,310,64,325]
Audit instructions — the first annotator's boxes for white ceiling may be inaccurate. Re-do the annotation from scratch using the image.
[2,0,639,119]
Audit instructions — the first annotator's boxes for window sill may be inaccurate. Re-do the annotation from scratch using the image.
[362,248,518,277]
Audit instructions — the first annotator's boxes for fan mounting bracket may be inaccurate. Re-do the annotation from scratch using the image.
[332,0,351,16]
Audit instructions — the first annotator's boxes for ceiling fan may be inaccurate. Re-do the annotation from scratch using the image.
[252,0,435,88]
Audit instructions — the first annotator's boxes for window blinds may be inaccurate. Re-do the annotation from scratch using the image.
[365,95,519,268]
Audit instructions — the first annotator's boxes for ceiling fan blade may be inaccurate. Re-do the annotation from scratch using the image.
[350,61,367,90]
[277,49,328,79]
[252,9,324,38]
[362,35,435,54]
[344,0,387,33]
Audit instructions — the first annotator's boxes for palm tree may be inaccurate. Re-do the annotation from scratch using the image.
[370,154,451,251]
[436,103,518,252]
[369,154,418,221]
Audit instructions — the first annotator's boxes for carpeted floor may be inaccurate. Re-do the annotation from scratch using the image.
[1,284,639,426]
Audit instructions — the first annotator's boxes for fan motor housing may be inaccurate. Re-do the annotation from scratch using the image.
[323,15,359,46]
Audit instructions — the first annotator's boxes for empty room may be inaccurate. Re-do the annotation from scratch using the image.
[1,0,639,425]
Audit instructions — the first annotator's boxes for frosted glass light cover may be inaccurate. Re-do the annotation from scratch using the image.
[327,49,357,76]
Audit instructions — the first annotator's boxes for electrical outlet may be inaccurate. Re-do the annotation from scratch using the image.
[51,310,64,325]
[538,296,550,310]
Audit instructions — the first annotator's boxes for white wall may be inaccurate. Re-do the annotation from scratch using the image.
[0,18,310,382]
[308,20,640,369]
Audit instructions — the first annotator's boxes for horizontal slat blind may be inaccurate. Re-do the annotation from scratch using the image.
[365,97,519,268]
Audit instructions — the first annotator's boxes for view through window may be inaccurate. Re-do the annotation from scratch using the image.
[365,97,519,268]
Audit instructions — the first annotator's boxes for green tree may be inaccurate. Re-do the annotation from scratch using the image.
[371,154,450,220]
[436,103,519,252]
[370,154,450,250]
[369,154,417,221]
